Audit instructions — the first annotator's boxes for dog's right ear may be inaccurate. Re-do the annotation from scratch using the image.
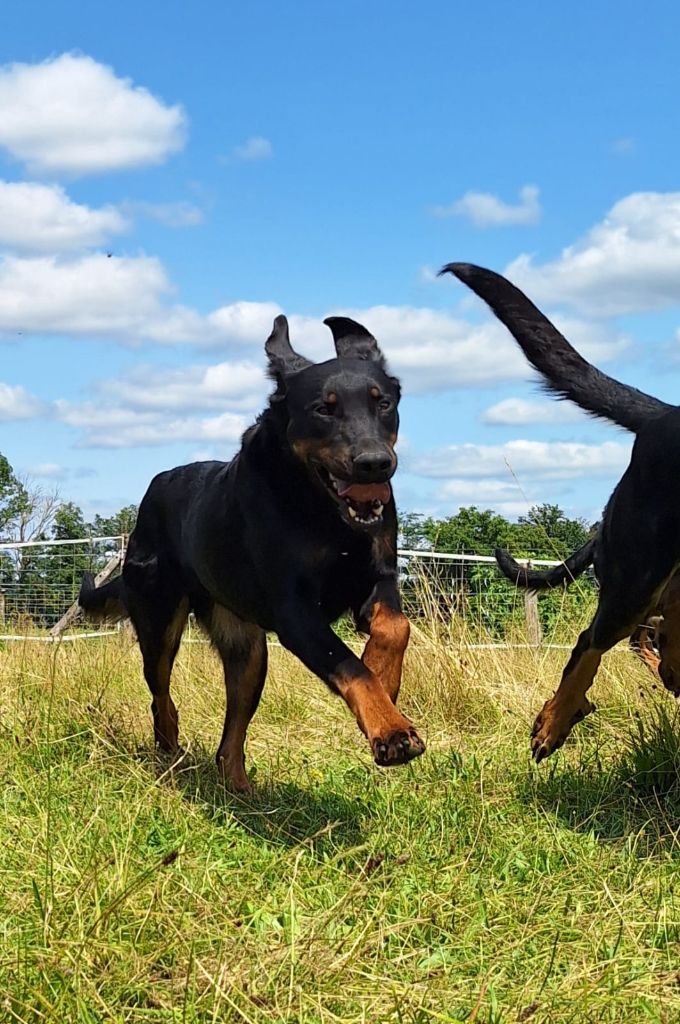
[265,315,313,381]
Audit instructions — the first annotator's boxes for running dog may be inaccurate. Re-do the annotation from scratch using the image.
[442,262,680,761]
[79,315,425,790]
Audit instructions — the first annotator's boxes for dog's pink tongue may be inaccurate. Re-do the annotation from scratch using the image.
[337,481,391,503]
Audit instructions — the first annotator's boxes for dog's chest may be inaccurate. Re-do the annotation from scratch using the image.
[316,542,371,616]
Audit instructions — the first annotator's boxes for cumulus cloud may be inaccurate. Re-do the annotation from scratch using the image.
[231,136,273,161]
[434,478,534,518]
[412,439,632,481]
[55,400,247,449]
[95,360,267,413]
[0,382,46,421]
[0,180,129,253]
[290,306,628,394]
[505,191,680,316]
[0,53,186,176]
[434,185,541,227]
[482,397,587,426]
[0,253,173,337]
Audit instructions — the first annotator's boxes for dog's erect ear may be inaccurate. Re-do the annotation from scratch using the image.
[265,315,313,379]
[324,316,385,364]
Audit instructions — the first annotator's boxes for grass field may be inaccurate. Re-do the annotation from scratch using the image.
[2,621,680,1023]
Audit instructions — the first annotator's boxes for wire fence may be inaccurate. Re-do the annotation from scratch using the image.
[0,535,126,636]
[0,536,597,645]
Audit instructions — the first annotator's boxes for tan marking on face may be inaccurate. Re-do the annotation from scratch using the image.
[369,386,380,399]
[291,438,347,469]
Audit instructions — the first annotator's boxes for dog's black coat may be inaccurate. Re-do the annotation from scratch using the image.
[442,262,680,760]
[79,315,424,788]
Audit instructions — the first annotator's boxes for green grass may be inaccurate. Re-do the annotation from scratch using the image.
[2,630,680,1022]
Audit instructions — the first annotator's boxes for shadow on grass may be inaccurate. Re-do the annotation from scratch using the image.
[525,702,680,848]
[151,741,369,853]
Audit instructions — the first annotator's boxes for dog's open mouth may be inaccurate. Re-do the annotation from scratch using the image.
[317,469,390,525]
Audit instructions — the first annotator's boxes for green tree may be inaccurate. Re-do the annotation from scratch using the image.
[92,505,138,537]
[0,454,30,540]
[419,506,513,555]
[511,503,592,559]
[53,501,88,540]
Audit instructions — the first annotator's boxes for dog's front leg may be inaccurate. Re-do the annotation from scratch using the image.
[275,605,424,767]
[356,578,410,704]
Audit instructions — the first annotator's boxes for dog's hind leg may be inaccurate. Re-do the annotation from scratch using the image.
[126,587,189,754]
[531,563,677,761]
[203,606,267,793]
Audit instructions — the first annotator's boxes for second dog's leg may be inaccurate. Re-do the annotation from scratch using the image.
[532,577,673,761]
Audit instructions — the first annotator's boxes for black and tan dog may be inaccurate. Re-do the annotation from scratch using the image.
[442,262,680,761]
[79,315,425,790]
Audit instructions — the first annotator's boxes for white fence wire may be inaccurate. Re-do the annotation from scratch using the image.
[0,536,590,645]
[0,535,126,638]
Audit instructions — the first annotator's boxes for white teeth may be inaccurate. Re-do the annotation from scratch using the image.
[374,503,383,516]
[348,506,357,518]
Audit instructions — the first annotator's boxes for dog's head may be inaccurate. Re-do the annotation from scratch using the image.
[265,314,400,528]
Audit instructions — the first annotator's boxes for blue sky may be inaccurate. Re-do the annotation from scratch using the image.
[2,0,680,525]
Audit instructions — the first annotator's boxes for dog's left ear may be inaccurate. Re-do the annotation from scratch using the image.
[324,316,385,365]
[265,315,313,380]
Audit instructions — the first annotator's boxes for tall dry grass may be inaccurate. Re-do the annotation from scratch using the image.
[1,595,680,1022]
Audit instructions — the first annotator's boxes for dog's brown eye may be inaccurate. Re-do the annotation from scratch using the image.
[378,398,393,412]
[314,403,334,417]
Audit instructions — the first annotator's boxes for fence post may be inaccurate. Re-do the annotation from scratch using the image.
[524,590,542,646]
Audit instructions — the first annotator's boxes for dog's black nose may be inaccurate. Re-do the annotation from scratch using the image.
[354,451,393,480]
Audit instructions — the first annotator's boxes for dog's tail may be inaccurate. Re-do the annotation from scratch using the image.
[495,537,596,591]
[78,572,128,623]
[440,263,672,434]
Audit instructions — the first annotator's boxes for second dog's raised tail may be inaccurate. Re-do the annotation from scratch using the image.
[495,537,597,591]
[441,263,672,434]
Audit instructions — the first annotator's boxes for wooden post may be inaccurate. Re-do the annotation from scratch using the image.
[50,551,123,638]
[524,590,542,646]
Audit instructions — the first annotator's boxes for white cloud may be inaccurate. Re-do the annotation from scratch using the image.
[434,185,541,228]
[0,180,129,253]
[296,306,628,394]
[27,462,64,479]
[436,478,533,519]
[0,253,173,337]
[412,439,632,481]
[231,136,273,161]
[127,200,205,227]
[55,400,247,449]
[26,463,97,480]
[0,54,186,176]
[96,360,267,413]
[505,191,680,316]
[482,397,587,426]
[0,382,46,421]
